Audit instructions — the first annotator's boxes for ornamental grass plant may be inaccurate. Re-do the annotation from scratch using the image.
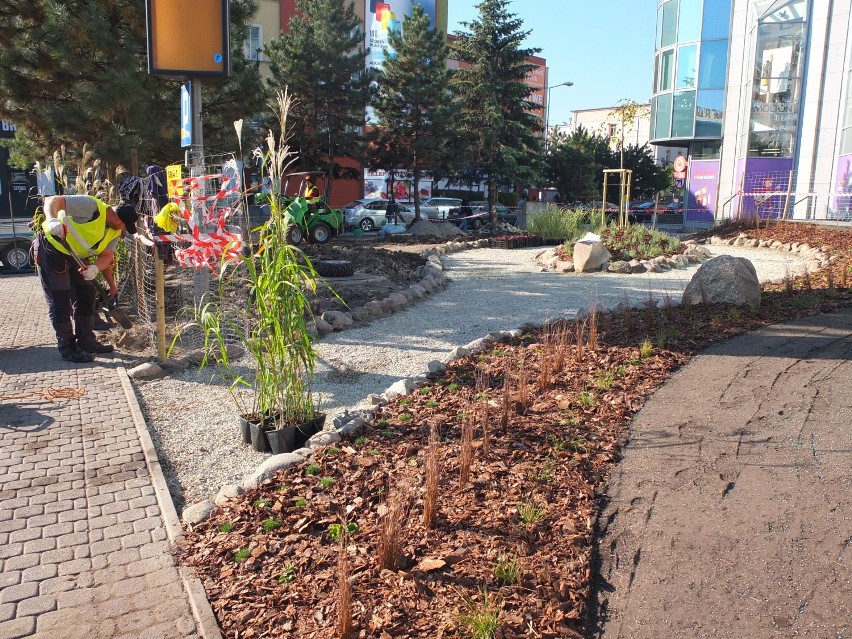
[175,90,320,429]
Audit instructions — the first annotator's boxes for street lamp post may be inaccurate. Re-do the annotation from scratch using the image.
[544,81,574,154]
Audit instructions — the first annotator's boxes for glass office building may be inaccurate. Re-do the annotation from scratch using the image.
[651,0,852,223]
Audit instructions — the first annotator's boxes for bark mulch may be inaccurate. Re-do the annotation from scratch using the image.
[180,222,851,639]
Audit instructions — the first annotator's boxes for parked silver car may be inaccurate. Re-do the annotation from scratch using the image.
[419,197,462,221]
[343,198,416,231]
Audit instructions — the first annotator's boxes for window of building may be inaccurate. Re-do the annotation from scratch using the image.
[676,44,697,89]
[696,89,725,137]
[659,49,675,92]
[661,0,679,48]
[655,93,674,139]
[702,0,732,40]
[656,4,664,49]
[692,140,722,159]
[747,7,806,157]
[841,69,852,155]
[698,40,728,89]
[243,24,264,61]
[672,90,696,137]
[677,0,702,43]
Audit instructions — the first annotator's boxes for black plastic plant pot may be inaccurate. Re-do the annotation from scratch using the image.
[249,421,272,453]
[294,413,327,449]
[238,416,253,445]
[266,427,297,455]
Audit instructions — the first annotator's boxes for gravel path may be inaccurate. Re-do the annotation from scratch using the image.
[132,244,809,510]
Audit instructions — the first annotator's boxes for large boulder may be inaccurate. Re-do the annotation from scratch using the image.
[682,255,761,307]
[573,240,611,273]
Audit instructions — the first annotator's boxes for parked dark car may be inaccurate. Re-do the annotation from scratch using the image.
[446,202,518,229]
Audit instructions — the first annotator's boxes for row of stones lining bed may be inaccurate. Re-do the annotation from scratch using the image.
[180,230,836,525]
[536,238,714,274]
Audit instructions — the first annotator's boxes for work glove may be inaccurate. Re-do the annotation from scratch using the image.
[80,264,99,281]
[45,217,66,239]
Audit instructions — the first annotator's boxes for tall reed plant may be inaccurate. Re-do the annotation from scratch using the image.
[176,90,320,427]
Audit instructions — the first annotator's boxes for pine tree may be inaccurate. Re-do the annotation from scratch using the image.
[0,0,265,177]
[367,5,458,222]
[266,0,369,199]
[451,0,542,223]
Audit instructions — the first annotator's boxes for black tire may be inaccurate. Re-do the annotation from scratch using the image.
[314,259,355,278]
[285,224,304,245]
[1,244,33,272]
[359,217,374,232]
[472,218,483,230]
[309,222,332,244]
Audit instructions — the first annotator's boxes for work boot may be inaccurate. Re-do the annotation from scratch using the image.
[61,347,95,363]
[76,314,115,353]
[56,323,93,363]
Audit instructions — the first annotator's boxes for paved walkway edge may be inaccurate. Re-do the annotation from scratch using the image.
[116,359,224,639]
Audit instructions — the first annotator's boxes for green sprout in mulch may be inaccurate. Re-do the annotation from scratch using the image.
[419,386,432,394]
[328,522,359,542]
[261,517,282,533]
[305,464,322,476]
[448,383,460,392]
[377,419,390,428]
[253,498,271,509]
[218,522,235,533]
[639,339,653,358]
[577,391,596,408]
[325,446,341,456]
[459,591,501,639]
[494,555,520,586]
[318,476,335,489]
[277,564,296,584]
[354,436,367,446]
[426,401,439,408]
[234,548,251,563]
[293,498,309,508]
[517,500,546,526]
[399,397,413,406]
[398,414,413,423]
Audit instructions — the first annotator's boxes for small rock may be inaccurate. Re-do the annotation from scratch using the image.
[364,300,388,316]
[388,292,409,309]
[314,317,334,334]
[128,362,167,380]
[367,393,387,406]
[628,259,646,273]
[321,311,354,331]
[214,484,245,506]
[427,360,446,374]
[447,346,469,360]
[384,378,418,400]
[308,430,342,449]
[608,260,631,274]
[291,447,314,458]
[160,357,189,371]
[183,500,216,525]
[243,453,306,488]
[349,307,371,322]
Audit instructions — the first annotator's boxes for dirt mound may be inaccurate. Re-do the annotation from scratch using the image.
[408,219,468,237]
[301,244,426,313]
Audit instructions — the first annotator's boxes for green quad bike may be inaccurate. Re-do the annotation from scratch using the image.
[279,171,344,245]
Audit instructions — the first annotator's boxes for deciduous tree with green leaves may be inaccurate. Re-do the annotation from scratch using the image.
[367,5,458,222]
[0,0,265,177]
[451,0,542,224]
[266,0,369,200]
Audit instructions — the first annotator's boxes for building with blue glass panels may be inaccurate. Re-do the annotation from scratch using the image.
[651,0,852,224]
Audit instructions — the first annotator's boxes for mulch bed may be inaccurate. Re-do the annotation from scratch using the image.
[180,222,851,639]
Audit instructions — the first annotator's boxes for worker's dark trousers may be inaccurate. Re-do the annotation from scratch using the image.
[34,234,98,356]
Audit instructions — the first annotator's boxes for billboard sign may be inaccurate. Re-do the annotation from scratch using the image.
[146,0,231,77]
[365,1,436,72]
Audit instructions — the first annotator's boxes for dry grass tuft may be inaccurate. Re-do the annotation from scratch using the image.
[422,424,440,528]
[500,376,510,431]
[376,483,412,571]
[575,321,585,363]
[459,411,474,487]
[337,539,352,638]
[588,307,599,351]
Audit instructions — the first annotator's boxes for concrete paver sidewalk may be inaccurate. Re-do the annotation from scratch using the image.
[594,307,851,638]
[0,273,211,639]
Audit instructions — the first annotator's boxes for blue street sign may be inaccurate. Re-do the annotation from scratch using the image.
[180,83,192,148]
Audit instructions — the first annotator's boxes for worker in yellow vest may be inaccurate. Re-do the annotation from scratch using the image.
[35,177,140,362]
[303,174,320,209]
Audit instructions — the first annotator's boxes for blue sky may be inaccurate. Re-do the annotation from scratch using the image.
[447,1,657,127]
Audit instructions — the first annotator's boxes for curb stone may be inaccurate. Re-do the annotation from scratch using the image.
[116,358,224,639]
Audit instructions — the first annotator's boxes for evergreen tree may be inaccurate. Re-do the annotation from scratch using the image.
[266,0,369,199]
[367,5,458,222]
[0,0,265,179]
[451,0,542,223]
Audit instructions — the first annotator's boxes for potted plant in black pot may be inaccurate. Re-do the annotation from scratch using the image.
[175,90,325,455]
